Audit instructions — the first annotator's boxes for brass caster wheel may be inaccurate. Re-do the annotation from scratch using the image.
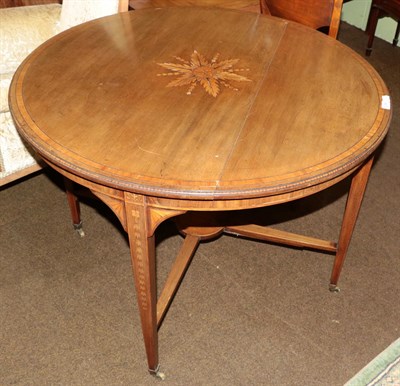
[155,371,166,381]
[149,366,166,380]
[73,222,85,237]
[329,284,340,293]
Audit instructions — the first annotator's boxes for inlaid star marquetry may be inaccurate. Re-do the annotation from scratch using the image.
[157,50,251,97]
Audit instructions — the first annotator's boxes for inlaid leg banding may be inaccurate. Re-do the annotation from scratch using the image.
[125,195,159,373]
[124,193,185,377]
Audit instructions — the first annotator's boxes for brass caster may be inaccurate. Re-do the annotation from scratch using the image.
[149,366,166,380]
[329,284,340,293]
[73,222,85,237]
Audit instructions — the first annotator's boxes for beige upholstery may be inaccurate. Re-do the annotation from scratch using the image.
[0,1,127,186]
[0,4,61,185]
[59,0,121,31]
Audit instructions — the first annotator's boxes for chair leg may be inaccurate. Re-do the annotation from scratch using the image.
[393,21,400,46]
[63,177,84,237]
[365,6,381,56]
[259,0,271,14]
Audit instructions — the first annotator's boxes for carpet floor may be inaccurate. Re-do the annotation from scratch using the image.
[1,21,399,386]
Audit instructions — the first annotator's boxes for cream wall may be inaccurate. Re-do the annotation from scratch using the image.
[341,0,400,47]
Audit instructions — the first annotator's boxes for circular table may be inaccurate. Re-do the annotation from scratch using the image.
[10,7,391,378]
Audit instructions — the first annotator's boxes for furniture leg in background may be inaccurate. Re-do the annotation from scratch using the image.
[365,0,400,56]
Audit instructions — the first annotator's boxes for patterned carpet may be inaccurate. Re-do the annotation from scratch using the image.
[345,338,400,385]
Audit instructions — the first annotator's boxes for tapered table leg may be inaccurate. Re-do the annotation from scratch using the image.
[393,21,400,46]
[63,177,84,237]
[125,195,163,378]
[329,157,374,291]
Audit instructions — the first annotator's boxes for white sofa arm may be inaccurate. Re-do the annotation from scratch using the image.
[0,73,12,114]
[0,4,62,75]
[0,4,61,183]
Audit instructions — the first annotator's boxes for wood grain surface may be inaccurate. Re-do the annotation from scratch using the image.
[10,7,391,200]
[129,0,260,13]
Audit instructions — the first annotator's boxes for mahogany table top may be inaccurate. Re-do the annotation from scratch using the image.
[10,7,391,200]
